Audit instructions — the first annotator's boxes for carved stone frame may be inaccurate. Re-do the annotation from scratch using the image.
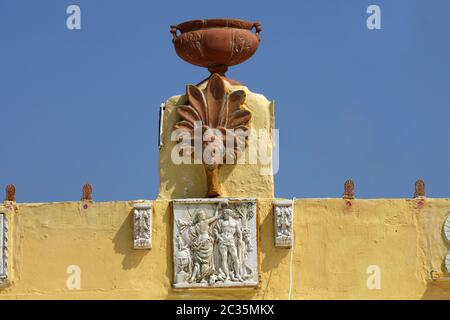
[133,202,152,250]
[0,207,8,288]
[273,199,294,248]
[444,215,450,274]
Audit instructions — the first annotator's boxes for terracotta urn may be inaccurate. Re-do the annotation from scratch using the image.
[170,19,261,84]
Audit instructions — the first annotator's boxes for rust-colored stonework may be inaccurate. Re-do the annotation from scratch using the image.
[170,18,258,197]
[343,179,355,200]
[173,74,251,197]
[170,19,261,84]
[414,179,426,198]
[81,183,93,201]
[5,184,16,202]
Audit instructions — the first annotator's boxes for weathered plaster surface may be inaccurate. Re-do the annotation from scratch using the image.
[0,198,449,299]
[157,83,275,199]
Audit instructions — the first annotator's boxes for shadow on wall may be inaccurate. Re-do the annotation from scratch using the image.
[260,206,290,273]
[158,96,209,199]
[260,204,290,299]
[421,258,450,299]
[157,97,239,200]
[112,209,149,270]
[421,281,450,299]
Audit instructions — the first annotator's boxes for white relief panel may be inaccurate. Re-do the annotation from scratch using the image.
[444,216,450,274]
[133,202,152,249]
[445,251,450,275]
[172,198,258,288]
[273,200,293,248]
[0,210,8,287]
[444,216,450,244]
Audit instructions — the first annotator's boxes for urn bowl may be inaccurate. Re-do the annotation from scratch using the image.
[170,19,261,75]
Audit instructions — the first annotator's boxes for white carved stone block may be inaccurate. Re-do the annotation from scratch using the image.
[444,216,450,244]
[133,202,152,249]
[444,216,450,274]
[445,251,450,275]
[273,200,293,248]
[0,211,8,287]
[172,198,258,288]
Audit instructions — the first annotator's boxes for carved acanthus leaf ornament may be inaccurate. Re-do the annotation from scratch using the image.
[173,74,252,197]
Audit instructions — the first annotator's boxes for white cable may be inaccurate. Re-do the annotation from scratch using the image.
[288,197,295,300]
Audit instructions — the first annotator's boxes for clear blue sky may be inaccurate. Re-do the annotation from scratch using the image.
[1,0,449,202]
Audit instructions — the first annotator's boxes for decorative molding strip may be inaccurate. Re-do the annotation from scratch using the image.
[343,179,355,200]
[430,270,450,281]
[0,209,8,287]
[133,202,152,249]
[172,198,258,288]
[172,198,256,205]
[273,200,293,248]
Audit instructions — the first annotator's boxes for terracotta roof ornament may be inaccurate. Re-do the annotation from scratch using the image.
[5,184,16,202]
[173,74,251,197]
[171,18,261,85]
[81,183,93,201]
[343,179,355,200]
[414,179,426,198]
[171,19,258,198]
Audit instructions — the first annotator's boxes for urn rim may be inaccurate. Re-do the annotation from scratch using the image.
[172,18,260,34]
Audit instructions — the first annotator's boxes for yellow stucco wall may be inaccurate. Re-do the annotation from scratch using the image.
[0,198,449,299]
[157,82,275,200]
